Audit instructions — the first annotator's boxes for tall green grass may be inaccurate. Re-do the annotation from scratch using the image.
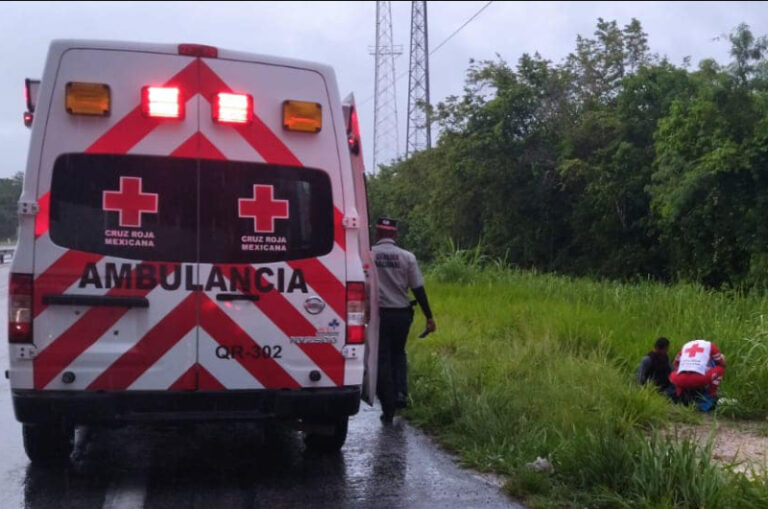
[405,254,768,507]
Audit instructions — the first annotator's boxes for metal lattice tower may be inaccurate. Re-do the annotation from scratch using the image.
[406,0,431,157]
[370,1,402,172]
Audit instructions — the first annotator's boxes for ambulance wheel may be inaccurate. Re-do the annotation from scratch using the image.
[303,417,348,453]
[22,423,74,465]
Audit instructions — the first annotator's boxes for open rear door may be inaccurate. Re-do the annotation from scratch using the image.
[344,94,378,405]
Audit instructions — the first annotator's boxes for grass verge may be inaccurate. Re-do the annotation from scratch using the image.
[405,260,768,507]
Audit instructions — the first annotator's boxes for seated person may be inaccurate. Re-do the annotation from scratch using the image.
[637,337,674,396]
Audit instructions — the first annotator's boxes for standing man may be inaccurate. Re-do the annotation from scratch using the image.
[373,217,436,424]
[669,339,727,406]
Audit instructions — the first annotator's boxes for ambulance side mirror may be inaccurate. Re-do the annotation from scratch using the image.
[25,79,40,113]
[24,79,40,128]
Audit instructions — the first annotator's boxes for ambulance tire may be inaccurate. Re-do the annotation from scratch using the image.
[22,423,74,465]
[303,416,349,453]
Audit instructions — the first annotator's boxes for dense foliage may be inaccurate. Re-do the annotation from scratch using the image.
[0,172,22,243]
[368,20,768,289]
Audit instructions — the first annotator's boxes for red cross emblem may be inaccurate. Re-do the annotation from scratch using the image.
[238,185,290,233]
[684,343,705,358]
[102,177,159,228]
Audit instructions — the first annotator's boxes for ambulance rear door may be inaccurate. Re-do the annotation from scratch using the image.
[194,58,349,390]
[343,93,378,405]
[31,46,202,392]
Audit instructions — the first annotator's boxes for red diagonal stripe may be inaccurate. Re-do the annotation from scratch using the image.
[170,132,199,158]
[197,364,226,390]
[87,292,198,390]
[298,343,345,386]
[168,364,197,391]
[198,61,302,167]
[256,289,345,386]
[288,259,345,318]
[232,119,303,167]
[197,132,227,160]
[34,291,144,390]
[217,264,345,386]
[85,106,159,155]
[86,60,199,154]
[200,293,300,389]
[34,250,104,318]
[33,263,174,389]
[170,131,226,160]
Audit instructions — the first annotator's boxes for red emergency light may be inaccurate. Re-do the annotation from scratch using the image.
[213,92,253,124]
[347,106,360,155]
[141,86,184,119]
[178,44,218,58]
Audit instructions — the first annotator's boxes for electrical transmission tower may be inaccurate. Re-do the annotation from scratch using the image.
[370,1,402,172]
[406,0,431,157]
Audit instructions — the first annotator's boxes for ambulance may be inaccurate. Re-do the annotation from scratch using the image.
[9,40,379,463]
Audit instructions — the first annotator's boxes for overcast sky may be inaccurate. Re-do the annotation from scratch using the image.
[2,1,768,178]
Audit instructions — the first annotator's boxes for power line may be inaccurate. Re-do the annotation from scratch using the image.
[362,1,494,106]
[430,1,493,56]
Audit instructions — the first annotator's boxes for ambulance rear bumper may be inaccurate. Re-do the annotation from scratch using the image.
[12,387,361,425]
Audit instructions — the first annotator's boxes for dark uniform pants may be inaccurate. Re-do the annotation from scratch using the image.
[377,307,414,416]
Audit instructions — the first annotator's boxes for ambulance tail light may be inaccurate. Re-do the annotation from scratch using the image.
[346,282,366,344]
[213,93,253,124]
[9,273,33,344]
[141,86,183,119]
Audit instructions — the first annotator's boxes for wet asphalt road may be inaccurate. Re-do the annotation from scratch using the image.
[0,265,523,509]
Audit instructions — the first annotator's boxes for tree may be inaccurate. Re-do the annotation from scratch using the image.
[368,19,768,290]
[0,172,23,242]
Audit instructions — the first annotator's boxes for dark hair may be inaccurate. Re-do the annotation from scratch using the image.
[375,227,397,240]
[654,337,670,350]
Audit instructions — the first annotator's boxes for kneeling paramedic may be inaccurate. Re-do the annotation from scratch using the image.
[373,218,436,423]
[669,339,727,406]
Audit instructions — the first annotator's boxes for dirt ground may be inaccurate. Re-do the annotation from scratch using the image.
[673,417,768,476]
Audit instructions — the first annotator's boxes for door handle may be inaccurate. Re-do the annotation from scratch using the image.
[216,293,260,302]
[43,294,149,308]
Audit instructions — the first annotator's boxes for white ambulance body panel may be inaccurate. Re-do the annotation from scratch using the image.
[9,41,377,421]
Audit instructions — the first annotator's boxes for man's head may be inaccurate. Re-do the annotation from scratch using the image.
[654,337,670,354]
[375,217,398,241]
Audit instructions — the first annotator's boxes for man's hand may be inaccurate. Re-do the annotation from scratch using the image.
[426,318,436,333]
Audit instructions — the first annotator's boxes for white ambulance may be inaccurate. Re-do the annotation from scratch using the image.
[10,40,379,463]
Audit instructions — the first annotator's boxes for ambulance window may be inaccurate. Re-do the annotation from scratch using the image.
[49,153,198,262]
[199,161,333,263]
